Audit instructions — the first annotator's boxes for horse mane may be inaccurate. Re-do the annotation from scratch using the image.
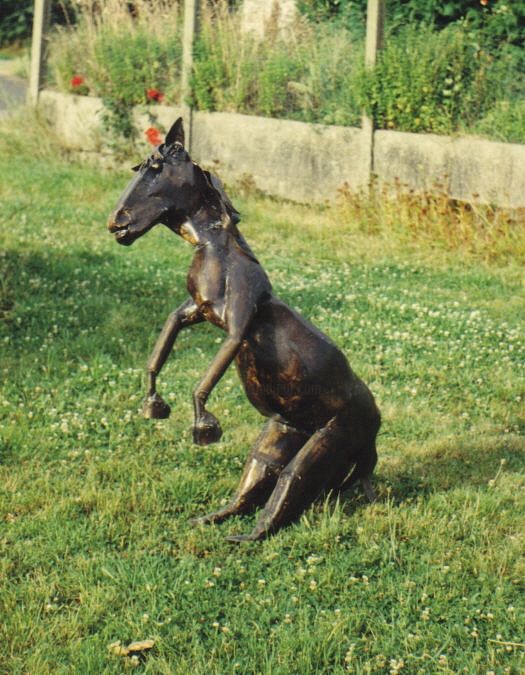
[200,168,260,265]
[201,169,240,225]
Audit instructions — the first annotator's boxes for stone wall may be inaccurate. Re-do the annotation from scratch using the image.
[374,131,525,209]
[191,111,369,202]
[40,90,525,209]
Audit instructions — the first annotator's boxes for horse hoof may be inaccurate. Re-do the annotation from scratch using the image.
[189,515,210,526]
[226,531,265,544]
[143,393,171,419]
[193,412,222,445]
[226,534,255,544]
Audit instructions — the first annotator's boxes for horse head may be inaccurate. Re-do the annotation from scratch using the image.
[107,118,239,246]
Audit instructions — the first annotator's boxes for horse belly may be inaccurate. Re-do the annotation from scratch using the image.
[235,337,304,418]
[235,303,352,430]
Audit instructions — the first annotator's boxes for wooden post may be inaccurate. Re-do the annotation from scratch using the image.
[181,0,199,151]
[362,0,385,183]
[28,0,51,105]
[365,0,385,68]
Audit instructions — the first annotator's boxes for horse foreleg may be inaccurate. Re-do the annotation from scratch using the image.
[143,298,203,419]
[191,332,244,444]
[192,290,258,444]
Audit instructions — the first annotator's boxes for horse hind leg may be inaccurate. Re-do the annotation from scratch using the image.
[190,418,308,526]
[227,416,352,542]
[339,443,378,503]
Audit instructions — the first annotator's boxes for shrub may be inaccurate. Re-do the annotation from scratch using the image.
[473,99,525,144]
[355,23,513,135]
[298,0,525,49]
[0,0,75,47]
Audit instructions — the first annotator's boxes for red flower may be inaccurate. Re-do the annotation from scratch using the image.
[146,88,165,103]
[145,127,163,146]
[71,75,85,88]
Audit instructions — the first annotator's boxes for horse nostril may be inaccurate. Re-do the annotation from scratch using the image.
[107,208,131,232]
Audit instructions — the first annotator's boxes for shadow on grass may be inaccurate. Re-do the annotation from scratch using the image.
[369,433,525,506]
[0,247,189,356]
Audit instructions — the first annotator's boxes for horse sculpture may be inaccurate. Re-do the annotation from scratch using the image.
[107,118,381,541]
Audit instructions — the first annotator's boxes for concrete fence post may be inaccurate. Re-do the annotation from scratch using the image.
[181,0,199,151]
[28,0,51,105]
[362,0,385,183]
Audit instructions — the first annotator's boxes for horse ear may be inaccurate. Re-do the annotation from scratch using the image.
[165,117,184,147]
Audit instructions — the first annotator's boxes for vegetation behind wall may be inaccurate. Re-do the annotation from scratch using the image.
[44,0,525,143]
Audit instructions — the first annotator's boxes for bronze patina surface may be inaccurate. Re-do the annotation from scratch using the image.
[107,118,381,541]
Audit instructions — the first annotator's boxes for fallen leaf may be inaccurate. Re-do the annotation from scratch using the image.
[108,641,129,656]
[108,639,155,658]
[126,639,155,653]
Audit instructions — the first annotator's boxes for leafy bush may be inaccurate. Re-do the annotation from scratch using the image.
[0,0,75,47]
[355,23,518,136]
[473,99,525,144]
[0,1,34,47]
[298,0,525,48]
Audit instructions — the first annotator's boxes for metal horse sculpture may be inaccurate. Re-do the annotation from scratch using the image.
[107,118,381,541]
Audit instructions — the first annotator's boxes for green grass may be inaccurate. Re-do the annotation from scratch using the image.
[0,113,524,674]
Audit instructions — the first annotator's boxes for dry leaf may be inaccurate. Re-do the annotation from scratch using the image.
[108,641,130,657]
[108,639,155,658]
[126,640,155,653]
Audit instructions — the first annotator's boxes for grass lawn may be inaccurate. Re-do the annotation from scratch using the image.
[0,113,524,674]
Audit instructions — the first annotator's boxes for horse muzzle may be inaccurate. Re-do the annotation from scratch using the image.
[108,206,131,230]
[107,209,136,245]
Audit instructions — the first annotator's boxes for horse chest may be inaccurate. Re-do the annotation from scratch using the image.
[187,253,227,328]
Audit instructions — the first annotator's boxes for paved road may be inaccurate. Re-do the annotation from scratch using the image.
[0,74,27,115]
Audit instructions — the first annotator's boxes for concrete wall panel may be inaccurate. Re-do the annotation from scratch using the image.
[375,130,525,209]
[192,110,368,203]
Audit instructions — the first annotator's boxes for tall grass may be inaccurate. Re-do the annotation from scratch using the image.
[335,179,525,264]
[48,0,182,136]
[49,0,182,97]
[192,2,361,126]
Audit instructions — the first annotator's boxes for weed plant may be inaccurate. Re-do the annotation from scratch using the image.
[336,179,524,264]
[355,23,518,137]
[0,112,524,672]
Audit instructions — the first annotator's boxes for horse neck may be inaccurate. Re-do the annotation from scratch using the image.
[188,200,259,264]
[191,203,223,230]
